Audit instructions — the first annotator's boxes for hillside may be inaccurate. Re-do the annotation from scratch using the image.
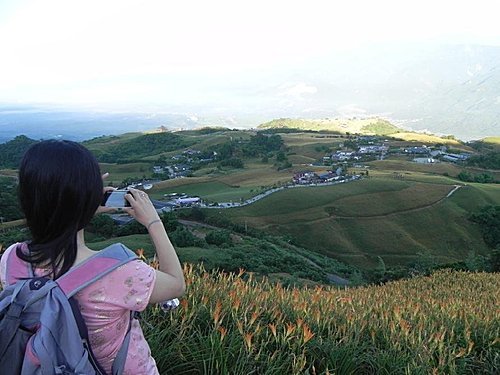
[1,128,499,283]
[142,264,500,374]
[258,117,402,136]
[258,117,471,148]
[219,177,499,269]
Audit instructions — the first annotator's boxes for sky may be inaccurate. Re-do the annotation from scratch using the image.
[0,0,499,114]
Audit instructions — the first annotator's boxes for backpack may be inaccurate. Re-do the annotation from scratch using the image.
[0,242,138,375]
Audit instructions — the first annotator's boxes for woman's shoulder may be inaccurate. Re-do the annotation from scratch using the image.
[89,247,156,311]
[98,243,155,276]
[0,242,27,287]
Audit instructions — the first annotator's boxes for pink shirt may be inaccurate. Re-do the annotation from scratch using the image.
[0,243,159,375]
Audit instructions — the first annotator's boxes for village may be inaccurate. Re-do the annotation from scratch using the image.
[110,134,473,224]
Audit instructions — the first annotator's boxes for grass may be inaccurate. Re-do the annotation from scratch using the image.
[367,159,463,176]
[259,118,396,135]
[150,164,293,202]
[84,229,353,285]
[142,264,500,374]
[99,162,152,185]
[86,233,156,255]
[224,179,415,218]
[220,178,499,268]
[482,136,500,147]
[389,132,468,148]
[331,183,453,216]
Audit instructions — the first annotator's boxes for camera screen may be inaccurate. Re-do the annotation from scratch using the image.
[102,190,131,208]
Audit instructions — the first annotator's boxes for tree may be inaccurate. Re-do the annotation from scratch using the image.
[160,211,179,232]
[469,206,500,271]
[215,143,234,161]
[276,151,286,162]
[469,206,500,249]
[88,214,116,237]
[170,226,201,247]
[220,158,244,168]
[0,135,38,168]
[490,246,500,272]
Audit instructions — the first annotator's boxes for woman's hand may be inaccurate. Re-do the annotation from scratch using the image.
[124,188,161,228]
[95,173,116,215]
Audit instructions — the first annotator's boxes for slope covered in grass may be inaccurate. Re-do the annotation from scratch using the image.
[220,178,500,268]
[143,265,500,374]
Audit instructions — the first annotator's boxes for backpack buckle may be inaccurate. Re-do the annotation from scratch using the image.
[29,277,49,291]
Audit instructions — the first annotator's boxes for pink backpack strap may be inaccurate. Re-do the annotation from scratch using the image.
[4,242,34,285]
[56,243,137,297]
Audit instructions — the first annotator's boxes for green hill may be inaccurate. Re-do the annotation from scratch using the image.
[219,178,499,269]
[2,128,499,281]
[259,117,402,136]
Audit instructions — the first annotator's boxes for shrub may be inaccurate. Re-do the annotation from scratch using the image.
[170,226,204,247]
[205,230,232,246]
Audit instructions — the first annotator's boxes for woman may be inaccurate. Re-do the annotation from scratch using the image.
[0,140,185,374]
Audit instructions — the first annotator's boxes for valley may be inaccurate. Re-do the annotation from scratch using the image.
[1,122,499,285]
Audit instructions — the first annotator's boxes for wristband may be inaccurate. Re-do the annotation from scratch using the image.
[147,219,162,230]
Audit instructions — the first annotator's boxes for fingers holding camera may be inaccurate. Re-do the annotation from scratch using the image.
[124,188,160,228]
[95,174,116,215]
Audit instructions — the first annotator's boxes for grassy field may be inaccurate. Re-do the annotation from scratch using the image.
[220,178,500,268]
[365,159,500,181]
[150,164,293,202]
[259,118,400,136]
[366,159,463,176]
[85,234,210,266]
[143,265,500,374]
[483,136,500,148]
[389,132,469,148]
[99,162,152,185]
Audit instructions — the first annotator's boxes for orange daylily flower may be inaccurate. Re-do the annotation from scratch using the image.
[135,248,146,260]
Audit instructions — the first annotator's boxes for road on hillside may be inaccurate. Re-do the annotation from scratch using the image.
[200,176,362,209]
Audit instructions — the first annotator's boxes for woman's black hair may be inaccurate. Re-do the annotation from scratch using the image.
[17,140,103,279]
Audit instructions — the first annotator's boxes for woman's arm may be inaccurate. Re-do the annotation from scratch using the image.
[125,188,186,303]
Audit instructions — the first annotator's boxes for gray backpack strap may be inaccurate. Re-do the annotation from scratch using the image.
[57,243,139,374]
[57,243,137,297]
[111,311,134,375]
[0,280,30,358]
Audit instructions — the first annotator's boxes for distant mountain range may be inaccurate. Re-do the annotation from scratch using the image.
[258,43,500,140]
[0,106,199,143]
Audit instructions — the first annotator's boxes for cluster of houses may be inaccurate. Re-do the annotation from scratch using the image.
[163,192,202,207]
[293,168,344,184]
[324,142,471,165]
[152,149,216,179]
[404,146,471,164]
[325,144,388,163]
[153,164,191,178]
